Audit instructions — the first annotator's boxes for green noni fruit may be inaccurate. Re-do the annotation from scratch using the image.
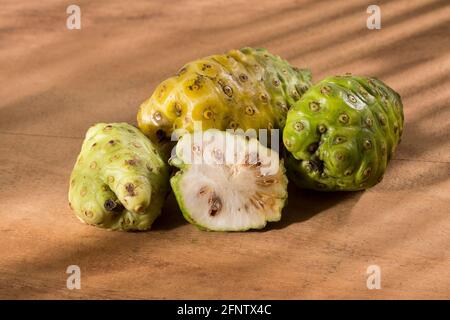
[283,75,404,191]
[68,123,170,231]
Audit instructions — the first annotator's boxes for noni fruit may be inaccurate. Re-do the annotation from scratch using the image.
[68,123,170,231]
[283,75,404,191]
[137,47,312,143]
[170,130,288,231]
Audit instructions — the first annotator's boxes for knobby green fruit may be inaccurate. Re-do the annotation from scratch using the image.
[137,47,311,143]
[68,123,170,231]
[170,130,288,231]
[283,75,404,191]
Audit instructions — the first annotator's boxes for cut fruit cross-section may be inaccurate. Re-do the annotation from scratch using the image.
[170,130,288,231]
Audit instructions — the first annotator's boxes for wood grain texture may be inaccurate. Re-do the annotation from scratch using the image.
[0,0,449,299]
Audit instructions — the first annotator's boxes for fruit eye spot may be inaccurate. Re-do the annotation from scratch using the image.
[125,183,136,196]
[222,85,233,97]
[321,85,332,95]
[296,84,308,95]
[337,180,346,187]
[203,109,213,120]
[229,121,239,129]
[344,169,352,176]
[359,87,369,98]
[335,152,345,161]
[158,85,167,98]
[239,73,248,82]
[364,167,372,177]
[153,111,162,122]
[318,124,327,133]
[177,67,187,76]
[272,78,280,87]
[201,63,211,71]
[309,101,320,112]
[125,159,138,166]
[293,122,304,131]
[334,136,346,144]
[145,163,154,172]
[347,94,357,104]
[90,161,97,169]
[245,106,255,115]
[276,101,289,113]
[365,117,373,127]
[174,103,182,116]
[363,139,372,150]
[339,113,349,124]
[291,90,300,100]
[260,93,269,102]
[378,113,387,125]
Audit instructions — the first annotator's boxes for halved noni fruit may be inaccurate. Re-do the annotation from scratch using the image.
[170,130,288,231]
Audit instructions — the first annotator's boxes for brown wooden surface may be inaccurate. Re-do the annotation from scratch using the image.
[0,0,449,299]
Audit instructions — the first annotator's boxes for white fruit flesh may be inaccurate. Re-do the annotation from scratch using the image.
[172,130,288,231]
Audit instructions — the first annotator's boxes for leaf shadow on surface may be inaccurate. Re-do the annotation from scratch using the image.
[285,0,450,62]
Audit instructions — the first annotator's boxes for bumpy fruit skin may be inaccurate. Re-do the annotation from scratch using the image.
[283,75,404,191]
[170,130,288,231]
[68,123,169,231]
[137,47,311,143]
